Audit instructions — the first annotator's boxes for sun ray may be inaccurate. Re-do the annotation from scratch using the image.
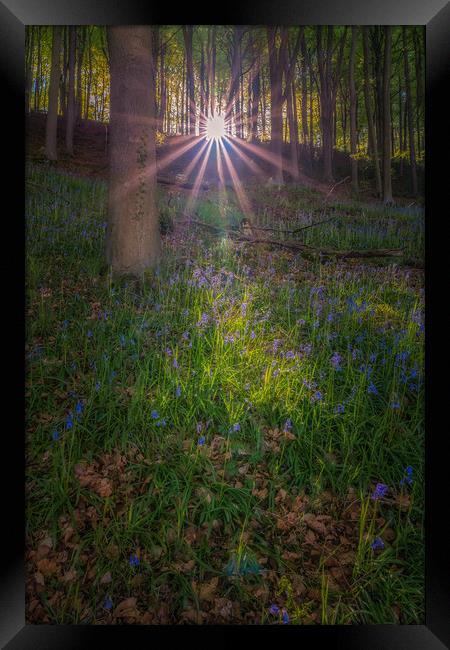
[184,138,214,215]
[218,139,253,219]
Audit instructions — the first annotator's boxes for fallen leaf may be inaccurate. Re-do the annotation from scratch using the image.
[100,571,112,585]
[36,558,58,576]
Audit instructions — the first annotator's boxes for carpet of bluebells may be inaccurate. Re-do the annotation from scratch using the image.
[26,164,424,625]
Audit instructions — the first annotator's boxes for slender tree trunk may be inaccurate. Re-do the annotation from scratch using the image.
[65,26,76,155]
[382,26,393,204]
[267,26,284,184]
[363,27,381,197]
[183,26,196,135]
[300,32,309,154]
[25,26,35,114]
[45,27,62,161]
[403,27,418,196]
[106,26,160,276]
[399,73,404,177]
[35,27,42,111]
[317,26,334,182]
[76,27,85,122]
[250,54,261,140]
[349,26,358,192]
[159,42,166,132]
[85,28,92,120]
[288,80,300,179]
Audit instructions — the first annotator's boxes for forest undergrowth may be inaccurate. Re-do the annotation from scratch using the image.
[25,164,424,625]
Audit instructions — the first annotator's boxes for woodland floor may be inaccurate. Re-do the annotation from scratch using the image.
[25,120,424,625]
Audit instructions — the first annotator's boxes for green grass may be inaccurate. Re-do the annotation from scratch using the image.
[26,163,424,625]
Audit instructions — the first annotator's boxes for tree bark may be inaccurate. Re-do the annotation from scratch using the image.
[403,27,418,196]
[362,27,382,197]
[382,26,393,204]
[76,27,86,122]
[45,27,62,161]
[267,26,284,184]
[106,26,161,276]
[65,26,76,155]
[349,26,358,192]
[25,26,34,114]
[182,26,196,135]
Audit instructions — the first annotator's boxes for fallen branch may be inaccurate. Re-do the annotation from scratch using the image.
[179,216,404,259]
[235,237,403,259]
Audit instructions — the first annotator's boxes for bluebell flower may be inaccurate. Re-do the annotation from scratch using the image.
[156,419,166,427]
[173,358,179,369]
[129,554,140,567]
[282,610,289,624]
[371,537,385,550]
[52,430,60,441]
[336,404,345,414]
[371,483,388,500]
[368,382,378,395]
[151,410,159,419]
[103,596,113,610]
[283,419,292,433]
[269,604,280,615]
[66,413,73,430]
[198,436,206,446]
[232,423,241,432]
[75,401,83,415]
[175,385,181,398]
[390,400,400,409]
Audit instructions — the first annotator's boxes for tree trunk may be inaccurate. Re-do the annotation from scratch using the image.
[183,26,196,135]
[25,26,34,114]
[267,26,284,184]
[85,28,92,120]
[76,27,86,122]
[35,27,42,111]
[362,27,382,197]
[159,41,167,132]
[45,27,62,161]
[106,26,160,276]
[349,26,358,192]
[403,27,418,196]
[65,26,76,155]
[300,31,309,157]
[317,26,334,182]
[382,26,393,204]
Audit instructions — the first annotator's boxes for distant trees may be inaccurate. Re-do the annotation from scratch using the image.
[106,26,160,276]
[28,25,425,199]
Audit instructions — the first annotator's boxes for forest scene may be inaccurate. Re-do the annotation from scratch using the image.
[25,25,424,625]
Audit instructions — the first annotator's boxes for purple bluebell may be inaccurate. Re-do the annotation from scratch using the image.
[371,483,388,500]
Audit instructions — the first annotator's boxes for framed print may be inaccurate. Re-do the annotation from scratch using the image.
[1,0,449,647]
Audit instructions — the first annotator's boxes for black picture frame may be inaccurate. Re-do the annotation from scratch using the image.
[1,0,449,647]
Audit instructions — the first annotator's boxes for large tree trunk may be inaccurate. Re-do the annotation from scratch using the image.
[45,27,62,161]
[362,27,382,197]
[65,26,76,155]
[349,26,358,192]
[403,27,418,196]
[106,26,160,276]
[382,26,393,204]
[300,31,309,157]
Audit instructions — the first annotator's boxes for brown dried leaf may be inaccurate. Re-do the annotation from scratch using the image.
[195,576,219,602]
[100,571,112,585]
[34,571,45,586]
[303,513,327,535]
[36,558,58,576]
[113,597,140,619]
